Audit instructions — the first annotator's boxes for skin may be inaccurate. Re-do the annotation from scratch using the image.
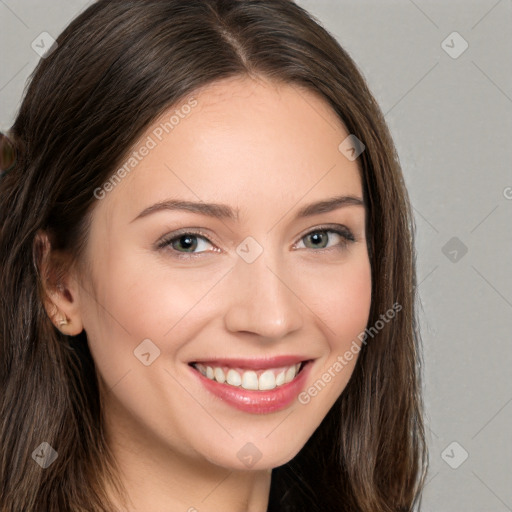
[45,75,372,512]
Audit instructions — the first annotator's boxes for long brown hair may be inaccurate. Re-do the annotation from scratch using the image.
[0,1,428,510]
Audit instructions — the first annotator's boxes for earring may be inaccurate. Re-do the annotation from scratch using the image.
[58,317,69,328]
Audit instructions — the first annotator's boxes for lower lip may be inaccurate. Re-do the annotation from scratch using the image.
[189,361,313,414]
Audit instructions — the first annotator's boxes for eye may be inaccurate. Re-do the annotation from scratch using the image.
[156,224,356,260]
[157,229,218,258]
[294,225,355,251]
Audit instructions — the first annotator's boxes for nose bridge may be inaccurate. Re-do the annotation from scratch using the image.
[223,243,304,338]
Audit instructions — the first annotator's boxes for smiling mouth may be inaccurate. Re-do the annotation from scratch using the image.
[189,361,309,391]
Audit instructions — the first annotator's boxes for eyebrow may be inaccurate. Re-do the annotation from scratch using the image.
[130,194,364,223]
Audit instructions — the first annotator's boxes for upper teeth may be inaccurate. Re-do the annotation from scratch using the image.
[194,363,302,390]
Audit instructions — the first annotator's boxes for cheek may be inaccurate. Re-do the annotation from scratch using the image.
[85,243,200,336]
[299,254,371,400]
[329,263,372,345]
[301,251,372,344]
[79,246,220,387]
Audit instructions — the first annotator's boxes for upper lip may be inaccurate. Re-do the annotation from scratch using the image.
[189,355,312,370]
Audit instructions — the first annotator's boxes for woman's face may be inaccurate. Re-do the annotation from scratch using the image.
[76,76,372,470]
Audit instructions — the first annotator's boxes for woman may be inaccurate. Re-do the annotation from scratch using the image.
[0,1,428,511]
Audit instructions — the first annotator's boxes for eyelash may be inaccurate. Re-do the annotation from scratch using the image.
[156,224,356,260]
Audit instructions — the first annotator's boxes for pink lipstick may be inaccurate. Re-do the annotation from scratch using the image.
[188,357,313,414]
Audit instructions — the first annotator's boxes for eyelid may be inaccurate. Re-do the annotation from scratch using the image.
[294,223,355,244]
[291,224,356,253]
[156,223,356,257]
[155,227,220,254]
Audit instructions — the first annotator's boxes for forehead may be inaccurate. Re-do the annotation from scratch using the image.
[96,76,363,223]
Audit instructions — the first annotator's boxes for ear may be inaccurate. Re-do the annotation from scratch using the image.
[34,230,84,336]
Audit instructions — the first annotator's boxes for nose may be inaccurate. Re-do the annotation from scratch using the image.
[223,251,304,340]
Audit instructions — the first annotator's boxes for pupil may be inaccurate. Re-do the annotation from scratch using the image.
[177,235,197,252]
[310,232,326,248]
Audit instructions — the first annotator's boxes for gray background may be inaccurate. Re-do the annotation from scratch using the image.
[1,1,511,510]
